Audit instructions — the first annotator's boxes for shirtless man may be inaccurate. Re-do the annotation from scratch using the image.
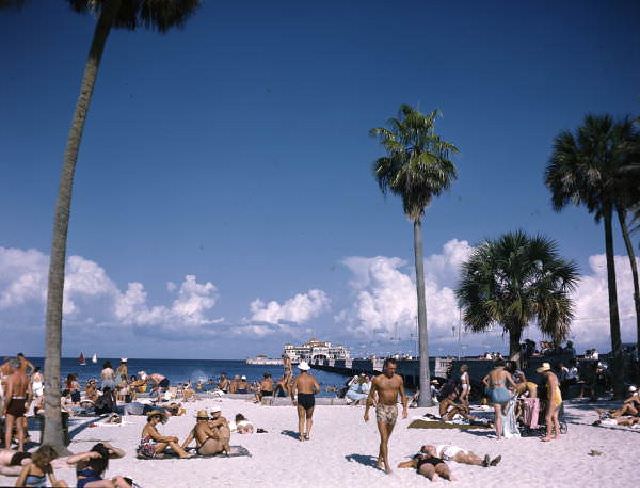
[290,361,320,442]
[364,357,408,474]
[207,405,231,453]
[218,373,230,394]
[181,409,229,455]
[3,357,31,451]
[418,444,501,467]
[439,391,471,420]
[255,372,274,403]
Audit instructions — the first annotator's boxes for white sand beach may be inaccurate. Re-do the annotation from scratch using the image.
[2,398,638,487]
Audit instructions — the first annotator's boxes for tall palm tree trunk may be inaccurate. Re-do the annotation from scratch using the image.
[603,205,624,398]
[43,0,121,452]
[618,208,640,372]
[413,218,432,406]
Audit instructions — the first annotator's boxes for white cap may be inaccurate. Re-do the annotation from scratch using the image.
[298,361,310,371]
[628,385,638,392]
[241,375,246,380]
[121,358,128,363]
[210,405,222,414]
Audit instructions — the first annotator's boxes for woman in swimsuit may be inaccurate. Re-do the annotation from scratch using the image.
[15,445,65,487]
[459,364,470,407]
[537,363,563,442]
[397,450,453,481]
[66,442,130,488]
[482,360,517,440]
[139,411,191,459]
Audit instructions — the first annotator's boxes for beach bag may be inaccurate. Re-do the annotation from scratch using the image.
[523,398,540,429]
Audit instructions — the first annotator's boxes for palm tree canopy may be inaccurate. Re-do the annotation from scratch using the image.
[68,0,200,32]
[456,230,579,344]
[370,104,459,221]
[545,114,638,222]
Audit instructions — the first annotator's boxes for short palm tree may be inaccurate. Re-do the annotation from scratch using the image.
[43,0,201,452]
[370,104,459,406]
[456,230,579,359]
[544,114,634,397]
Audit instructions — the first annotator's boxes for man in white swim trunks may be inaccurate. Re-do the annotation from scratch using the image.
[421,444,501,467]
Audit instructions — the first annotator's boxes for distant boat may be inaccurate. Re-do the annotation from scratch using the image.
[78,352,86,366]
[92,353,97,364]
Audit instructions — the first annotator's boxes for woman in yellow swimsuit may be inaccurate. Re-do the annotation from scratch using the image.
[537,363,562,442]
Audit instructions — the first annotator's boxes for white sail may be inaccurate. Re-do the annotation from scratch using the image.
[92,353,97,363]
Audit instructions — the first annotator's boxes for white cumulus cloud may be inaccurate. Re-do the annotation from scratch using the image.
[250,289,330,324]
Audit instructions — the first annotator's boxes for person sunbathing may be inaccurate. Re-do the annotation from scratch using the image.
[597,386,640,418]
[0,449,31,477]
[229,413,254,434]
[419,444,501,467]
[66,442,130,488]
[439,391,471,420]
[16,445,67,487]
[181,410,229,455]
[398,449,454,481]
[139,411,190,459]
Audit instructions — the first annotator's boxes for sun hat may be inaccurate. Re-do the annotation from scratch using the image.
[195,410,209,419]
[146,410,166,420]
[210,405,222,414]
[536,362,551,373]
[298,361,310,371]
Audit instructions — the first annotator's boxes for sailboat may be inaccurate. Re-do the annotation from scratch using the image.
[78,352,86,366]
[92,353,98,364]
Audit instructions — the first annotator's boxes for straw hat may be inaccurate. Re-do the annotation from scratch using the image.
[195,410,209,419]
[146,410,166,420]
[536,362,551,373]
[298,361,310,371]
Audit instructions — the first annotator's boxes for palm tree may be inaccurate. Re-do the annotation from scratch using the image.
[43,0,201,453]
[370,104,459,406]
[456,230,579,359]
[544,114,633,397]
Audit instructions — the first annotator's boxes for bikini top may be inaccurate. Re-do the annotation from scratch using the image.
[25,473,47,487]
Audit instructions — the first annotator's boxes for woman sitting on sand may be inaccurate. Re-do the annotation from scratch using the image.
[139,411,190,459]
[482,360,517,440]
[16,445,66,487]
[397,448,454,481]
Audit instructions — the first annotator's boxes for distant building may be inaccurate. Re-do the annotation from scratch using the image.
[283,338,351,364]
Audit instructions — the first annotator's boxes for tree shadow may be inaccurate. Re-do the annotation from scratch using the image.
[345,453,379,468]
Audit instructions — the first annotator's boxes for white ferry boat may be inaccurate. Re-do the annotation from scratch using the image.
[245,354,284,366]
[283,338,351,364]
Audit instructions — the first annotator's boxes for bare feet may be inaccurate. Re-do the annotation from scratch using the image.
[490,455,502,466]
[541,437,552,442]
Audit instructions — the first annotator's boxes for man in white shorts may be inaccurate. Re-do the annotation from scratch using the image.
[422,444,501,467]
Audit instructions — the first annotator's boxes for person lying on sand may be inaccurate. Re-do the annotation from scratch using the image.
[397,449,454,481]
[419,444,501,467]
[0,449,31,477]
[181,409,230,455]
[228,414,255,434]
[139,411,190,459]
[596,386,639,418]
[66,442,130,488]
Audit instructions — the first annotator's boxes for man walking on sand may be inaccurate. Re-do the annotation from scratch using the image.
[364,357,407,474]
[291,361,320,442]
[3,357,31,451]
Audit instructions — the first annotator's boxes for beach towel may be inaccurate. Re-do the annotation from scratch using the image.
[523,398,540,429]
[408,419,491,430]
[137,446,252,460]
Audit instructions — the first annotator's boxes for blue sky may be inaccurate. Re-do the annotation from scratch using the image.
[1,0,639,358]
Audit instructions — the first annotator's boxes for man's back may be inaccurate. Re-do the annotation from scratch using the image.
[295,373,319,394]
[7,370,28,397]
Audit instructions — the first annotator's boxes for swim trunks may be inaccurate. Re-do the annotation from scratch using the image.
[415,455,445,472]
[260,390,273,397]
[375,403,398,425]
[297,393,315,409]
[6,397,27,417]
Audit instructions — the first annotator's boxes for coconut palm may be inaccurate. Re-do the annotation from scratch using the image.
[43,0,201,453]
[370,104,459,406]
[544,114,635,397]
[456,230,579,359]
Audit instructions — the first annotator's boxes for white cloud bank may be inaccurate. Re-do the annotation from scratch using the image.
[250,289,330,325]
[337,240,639,352]
[0,247,221,332]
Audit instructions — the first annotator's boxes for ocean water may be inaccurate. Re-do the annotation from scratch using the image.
[25,357,351,397]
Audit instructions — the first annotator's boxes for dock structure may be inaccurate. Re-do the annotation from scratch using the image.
[310,352,590,389]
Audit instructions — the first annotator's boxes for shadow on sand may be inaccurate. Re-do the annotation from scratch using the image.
[345,453,379,468]
[281,430,301,440]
